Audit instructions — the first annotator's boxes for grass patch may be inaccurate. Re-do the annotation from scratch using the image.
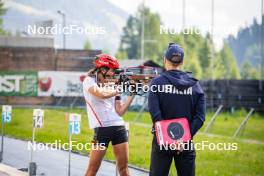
[1,107,264,176]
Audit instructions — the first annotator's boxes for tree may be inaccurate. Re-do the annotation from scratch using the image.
[199,33,212,69]
[115,49,128,60]
[240,60,258,79]
[118,5,163,61]
[214,42,241,79]
[118,15,140,59]
[84,39,92,50]
[179,31,206,79]
[183,54,202,79]
[0,0,7,35]
[138,5,162,61]
[102,48,111,54]
[117,4,242,80]
[227,17,263,66]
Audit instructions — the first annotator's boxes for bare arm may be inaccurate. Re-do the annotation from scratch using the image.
[88,86,119,99]
[115,95,135,116]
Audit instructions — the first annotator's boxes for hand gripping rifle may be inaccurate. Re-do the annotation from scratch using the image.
[106,66,161,95]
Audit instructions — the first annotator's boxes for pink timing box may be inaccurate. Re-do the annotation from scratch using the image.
[155,118,191,145]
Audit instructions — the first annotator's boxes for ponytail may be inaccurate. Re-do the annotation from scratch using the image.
[87,68,97,77]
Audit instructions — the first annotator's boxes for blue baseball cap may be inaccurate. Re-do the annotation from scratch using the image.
[165,43,184,63]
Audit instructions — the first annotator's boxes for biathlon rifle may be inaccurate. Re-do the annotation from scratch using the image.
[105,66,161,95]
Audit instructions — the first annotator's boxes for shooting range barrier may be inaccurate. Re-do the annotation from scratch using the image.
[201,80,264,112]
[0,71,263,113]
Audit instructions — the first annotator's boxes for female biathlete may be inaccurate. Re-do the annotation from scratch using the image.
[83,54,134,176]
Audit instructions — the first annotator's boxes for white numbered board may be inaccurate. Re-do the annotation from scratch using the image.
[33,109,44,128]
[2,105,12,123]
[69,113,81,135]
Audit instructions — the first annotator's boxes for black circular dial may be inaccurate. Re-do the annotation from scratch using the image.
[167,122,184,140]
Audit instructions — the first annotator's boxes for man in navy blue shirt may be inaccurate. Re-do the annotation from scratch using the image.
[148,43,206,176]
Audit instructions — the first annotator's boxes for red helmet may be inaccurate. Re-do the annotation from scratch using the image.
[94,54,120,69]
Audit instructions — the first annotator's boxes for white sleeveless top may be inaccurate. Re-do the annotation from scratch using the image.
[82,76,125,129]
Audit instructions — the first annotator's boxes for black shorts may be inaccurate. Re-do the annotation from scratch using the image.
[93,125,128,148]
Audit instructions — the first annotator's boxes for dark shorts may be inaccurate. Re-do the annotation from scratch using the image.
[93,125,128,148]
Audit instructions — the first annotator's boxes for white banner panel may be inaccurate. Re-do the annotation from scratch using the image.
[38,71,86,97]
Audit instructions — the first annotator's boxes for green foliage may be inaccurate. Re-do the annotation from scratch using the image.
[118,5,169,63]
[102,48,111,54]
[83,39,92,50]
[115,49,128,60]
[241,60,259,79]
[0,0,7,35]
[214,43,241,79]
[227,17,263,80]
[198,33,213,79]
[183,54,202,78]
[227,17,263,66]
[117,5,242,80]
[119,15,141,59]
[138,6,162,61]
